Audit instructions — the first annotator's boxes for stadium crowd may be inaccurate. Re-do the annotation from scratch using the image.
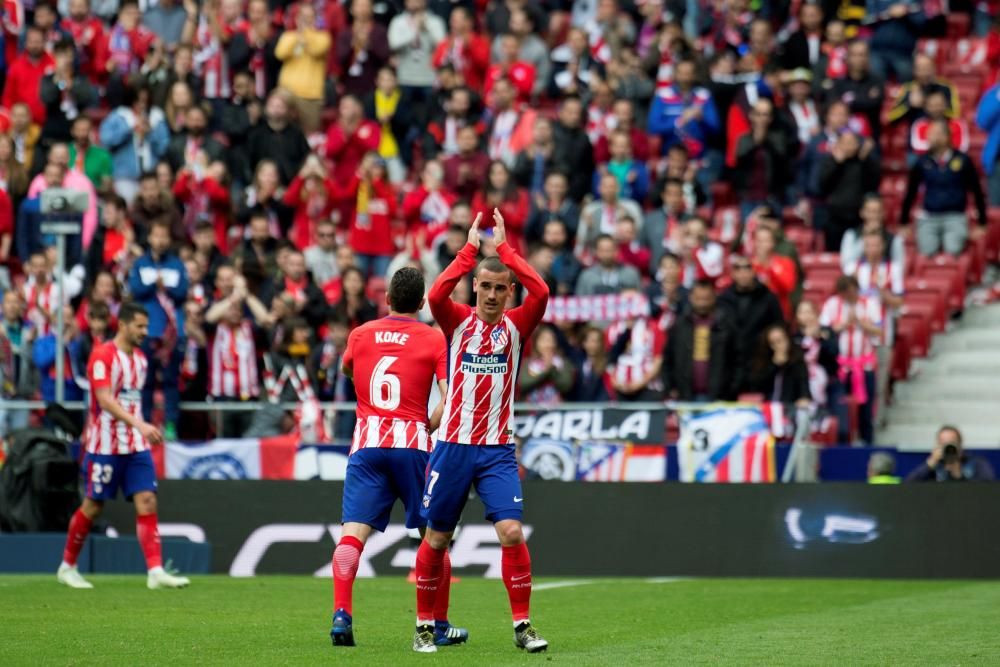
[0,0,997,446]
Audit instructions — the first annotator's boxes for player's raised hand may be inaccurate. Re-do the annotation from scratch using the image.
[492,208,506,246]
[468,211,482,249]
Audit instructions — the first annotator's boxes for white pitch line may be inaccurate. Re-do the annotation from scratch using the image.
[645,577,689,584]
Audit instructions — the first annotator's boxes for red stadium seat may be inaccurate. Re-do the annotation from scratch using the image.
[802,272,839,297]
[916,38,950,67]
[898,311,931,358]
[902,282,947,333]
[784,226,815,256]
[947,13,972,40]
[710,181,735,207]
[914,255,966,312]
[801,252,841,272]
[891,328,913,380]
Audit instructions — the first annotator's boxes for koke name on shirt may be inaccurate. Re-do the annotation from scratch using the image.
[374,331,411,345]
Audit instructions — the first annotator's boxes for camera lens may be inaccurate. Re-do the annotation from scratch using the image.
[943,443,958,457]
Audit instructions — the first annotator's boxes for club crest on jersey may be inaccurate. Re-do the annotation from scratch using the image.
[491,326,509,347]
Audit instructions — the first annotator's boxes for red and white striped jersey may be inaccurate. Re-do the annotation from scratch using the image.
[22,279,65,336]
[84,341,149,455]
[819,295,882,364]
[850,257,904,344]
[606,317,666,394]
[343,316,448,455]
[429,241,550,445]
[209,321,259,399]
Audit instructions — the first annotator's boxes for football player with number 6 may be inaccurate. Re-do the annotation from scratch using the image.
[330,267,468,649]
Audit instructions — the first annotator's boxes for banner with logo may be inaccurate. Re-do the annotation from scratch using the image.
[676,404,777,483]
[162,436,299,480]
[521,439,667,482]
[513,407,667,445]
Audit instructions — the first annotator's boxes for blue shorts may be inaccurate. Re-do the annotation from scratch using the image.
[341,448,430,532]
[420,442,523,533]
[82,450,158,501]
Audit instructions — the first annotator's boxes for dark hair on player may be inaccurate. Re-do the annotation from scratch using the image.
[119,301,148,324]
[475,256,513,281]
[388,267,425,314]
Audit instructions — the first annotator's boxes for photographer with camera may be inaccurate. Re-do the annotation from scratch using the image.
[905,425,996,482]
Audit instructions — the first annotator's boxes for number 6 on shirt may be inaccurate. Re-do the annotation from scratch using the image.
[370,356,401,410]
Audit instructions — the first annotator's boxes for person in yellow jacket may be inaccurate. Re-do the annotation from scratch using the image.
[275,4,330,134]
[866,451,900,484]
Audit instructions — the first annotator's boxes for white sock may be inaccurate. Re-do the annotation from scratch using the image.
[417,618,434,628]
[514,619,530,628]
[60,561,72,570]
[148,566,164,575]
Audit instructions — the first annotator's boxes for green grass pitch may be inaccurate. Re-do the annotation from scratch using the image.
[3,575,1000,665]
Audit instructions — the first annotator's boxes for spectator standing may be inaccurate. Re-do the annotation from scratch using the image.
[594,129,650,204]
[274,3,331,134]
[326,94,381,185]
[130,171,183,245]
[471,160,529,253]
[431,6,489,91]
[906,425,996,482]
[100,83,170,203]
[519,325,575,406]
[0,292,37,438]
[663,279,740,401]
[205,284,262,437]
[32,306,85,404]
[143,0,193,52]
[341,153,396,280]
[219,70,259,187]
[364,67,414,183]
[492,8,550,99]
[578,173,643,251]
[247,91,311,186]
[643,178,692,271]
[329,265,377,330]
[512,118,566,200]
[751,226,798,321]
[717,255,785,383]
[821,40,884,140]
[260,248,328,329]
[525,172,579,244]
[63,0,110,86]
[887,54,958,128]
[165,105,224,174]
[779,1,825,70]
[69,116,112,193]
[401,160,455,250]
[865,0,924,83]
[172,154,232,249]
[841,194,905,271]
[40,38,98,147]
[593,99,650,165]
[304,219,339,286]
[541,219,582,296]
[106,0,157,82]
[227,0,281,100]
[442,125,489,200]
[900,120,987,257]
[3,26,56,125]
[647,58,720,161]
[909,90,969,156]
[733,98,798,218]
[553,97,595,202]
[820,275,881,445]
[572,326,611,402]
[337,0,389,97]
[388,0,444,122]
[575,234,641,297]
[606,311,665,401]
[793,299,839,413]
[283,154,340,251]
[0,133,30,206]
[977,81,1000,205]
[748,323,812,407]
[128,220,188,441]
[26,144,97,252]
[817,130,880,250]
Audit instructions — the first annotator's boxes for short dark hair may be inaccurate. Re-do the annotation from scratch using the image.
[119,301,148,323]
[937,424,963,446]
[54,37,75,55]
[88,301,111,321]
[139,170,158,183]
[103,193,126,211]
[594,233,616,248]
[475,256,513,281]
[388,267,425,314]
[692,278,716,293]
[835,274,860,294]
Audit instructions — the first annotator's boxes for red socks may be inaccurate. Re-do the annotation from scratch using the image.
[135,513,163,570]
[434,550,452,624]
[414,540,446,623]
[501,542,532,623]
[332,535,364,614]
[62,509,93,566]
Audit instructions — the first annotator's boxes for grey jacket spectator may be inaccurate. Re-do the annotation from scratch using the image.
[388,4,447,88]
[575,235,641,296]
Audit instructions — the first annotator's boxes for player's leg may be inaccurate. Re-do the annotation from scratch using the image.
[413,443,475,653]
[332,449,396,647]
[58,453,115,589]
[398,450,468,647]
[124,451,189,589]
[474,445,548,653]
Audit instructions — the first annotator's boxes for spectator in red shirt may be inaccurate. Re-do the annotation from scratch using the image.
[342,152,397,280]
[402,159,456,251]
[751,225,797,321]
[471,160,529,253]
[173,157,233,250]
[442,124,489,199]
[62,0,109,85]
[593,98,650,164]
[326,94,380,185]
[2,25,55,125]
[614,215,651,278]
[485,34,535,105]
[283,154,341,251]
[431,6,489,91]
[106,0,157,79]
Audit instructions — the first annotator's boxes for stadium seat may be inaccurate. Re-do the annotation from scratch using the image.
[916,38,950,67]
[802,272,838,297]
[898,311,932,358]
[891,328,913,380]
[709,181,735,207]
[902,284,947,333]
[784,226,815,256]
[947,13,971,40]
[915,254,968,310]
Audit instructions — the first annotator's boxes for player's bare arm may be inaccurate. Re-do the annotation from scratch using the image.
[95,386,163,445]
[428,379,448,433]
